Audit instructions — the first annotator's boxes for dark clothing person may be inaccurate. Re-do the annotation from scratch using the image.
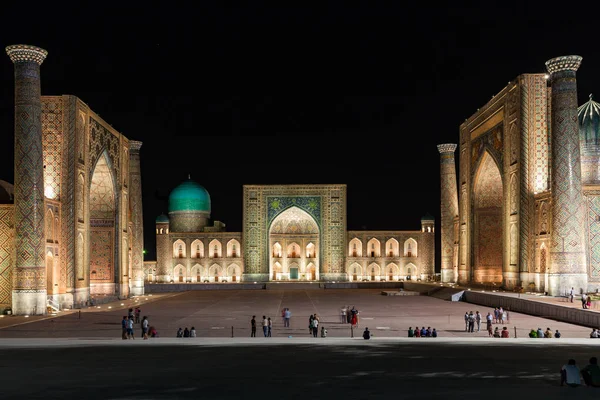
[432,329,438,338]
[408,328,414,337]
[176,328,183,338]
[251,316,257,337]
[183,327,190,337]
[582,357,600,387]
[363,328,371,340]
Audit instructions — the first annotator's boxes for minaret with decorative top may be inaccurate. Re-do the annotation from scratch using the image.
[437,144,459,283]
[6,44,48,315]
[545,55,588,295]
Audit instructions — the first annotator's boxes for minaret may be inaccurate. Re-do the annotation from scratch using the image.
[437,144,459,283]
[6,44,48,315]
[129,141,144,295]
[545,55,588,295]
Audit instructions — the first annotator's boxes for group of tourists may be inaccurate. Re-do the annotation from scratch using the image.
[561,357,600,387]
[408,326,438,337]
[120,307,153,340]
[176,327,197,337]
[570,287,594,309]
[341,305,360,326]
[528,327,561,338]
[589,328,600,338]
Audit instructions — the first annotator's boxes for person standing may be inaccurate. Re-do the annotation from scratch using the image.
[341,306,347,323]
[134,307,141,324]
[121,316,128,340]
[312,317,319,337]
[284,308,291,327]
[267,317,272,337]
[141,316,149,340]
[251,316,257,337]
[468,311,475,333]
[570,287,574,303]
[262,316,268,337]
[464,311,469,331]
[127,316,135,339]
[346,306,352,324]
[475,311,481,332]
[582,293,588,309]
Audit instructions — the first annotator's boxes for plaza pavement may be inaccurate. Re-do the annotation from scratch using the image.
[0,288,597,339]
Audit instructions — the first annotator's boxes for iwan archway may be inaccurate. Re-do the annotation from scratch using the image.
[269,206,319,281]
[89,152,118,295]
[472,152,504,284]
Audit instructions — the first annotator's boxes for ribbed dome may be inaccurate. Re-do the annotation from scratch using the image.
[155,214,169,223]
[168,177,211,213]
[578,94,600,145]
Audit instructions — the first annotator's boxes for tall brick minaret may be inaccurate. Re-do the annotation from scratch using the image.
[437,144,459,283]
[129,141,144,295]
[546,55,588,296]
[6,44,48,315]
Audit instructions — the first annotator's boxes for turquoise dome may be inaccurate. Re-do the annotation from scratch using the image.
[578,94,600,145]
[421,213,435,221]
[168,178,211,213]
[155,214,169,223]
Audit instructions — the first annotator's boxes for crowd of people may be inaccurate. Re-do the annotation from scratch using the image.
[120,307,156,339]
[408,326,438,337]
[176,327,197,337]
[528,327,561,338]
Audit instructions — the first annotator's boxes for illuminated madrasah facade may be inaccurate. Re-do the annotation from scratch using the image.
[438,54,600,295]
[0,45,145,315]
[151,183,435,284]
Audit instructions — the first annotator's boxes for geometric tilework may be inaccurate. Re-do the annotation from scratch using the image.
[129,142,144,288]
[437,145,459,277]
[42,98,63,200]
[90,230,113,281]
[548,69,587,274]
[585,194,600,279]
[0,206,14,307]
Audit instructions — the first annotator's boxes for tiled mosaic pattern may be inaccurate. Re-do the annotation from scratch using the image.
[438,144,459,277]
[42,98,63,200]
[90,230,113,281]
[129,142,144,288]
[585,192,600,279]
[13,60,46,291]
[548,68,587,274]
[0,206,14,307]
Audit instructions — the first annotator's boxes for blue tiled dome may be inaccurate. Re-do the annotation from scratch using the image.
[155,214,169,223]
[168,177,211,213]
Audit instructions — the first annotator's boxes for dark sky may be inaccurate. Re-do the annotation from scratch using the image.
[1,3,599,265]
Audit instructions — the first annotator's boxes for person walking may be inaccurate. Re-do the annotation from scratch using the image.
[262,316,268,337]
[267,317,272,337]
[134,307,141,324]
[251,316,257,337]
[141,316,149,340]
[284,308,291,327]
[475,311,481,332]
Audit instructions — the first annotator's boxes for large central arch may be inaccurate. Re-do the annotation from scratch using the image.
[269,206,320,281]
[89,152,117,295]
[472,152,503,283]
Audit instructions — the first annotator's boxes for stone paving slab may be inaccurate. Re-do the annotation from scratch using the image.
[0,289,596,339]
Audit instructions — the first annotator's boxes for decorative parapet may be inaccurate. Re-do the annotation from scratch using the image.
[5,44,48,65]
[437,143,457,154]
[545,55,582,74]
[129,140,143,153]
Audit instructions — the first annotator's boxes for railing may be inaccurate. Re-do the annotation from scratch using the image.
[47,296,61,312]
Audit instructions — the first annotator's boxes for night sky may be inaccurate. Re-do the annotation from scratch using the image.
[1,4,599,265]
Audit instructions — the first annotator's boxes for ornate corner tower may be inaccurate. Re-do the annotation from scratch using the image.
[129,141,144,295]
[155,215,170,283]
[6,44,48,315]
[437,144,459,283]
[546,55,588,295]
